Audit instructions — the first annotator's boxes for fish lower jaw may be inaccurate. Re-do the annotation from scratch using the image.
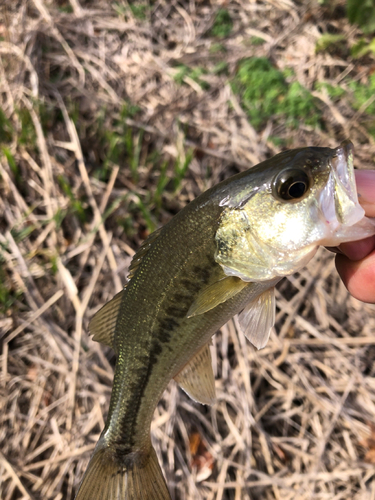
[320,216,375,247]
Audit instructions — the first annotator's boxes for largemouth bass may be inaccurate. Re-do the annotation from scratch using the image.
[75,141,375,500]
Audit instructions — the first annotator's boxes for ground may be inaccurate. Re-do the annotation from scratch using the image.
[1,1,375,499]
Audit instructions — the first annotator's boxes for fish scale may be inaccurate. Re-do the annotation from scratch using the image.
[75,141,375,500]
[106,203,225,452]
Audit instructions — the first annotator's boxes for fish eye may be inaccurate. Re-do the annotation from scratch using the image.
[273,169,311,201]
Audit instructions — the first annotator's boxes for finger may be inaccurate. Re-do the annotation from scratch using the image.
[338,235,375,261]
[355,170,375,217]
[335,250,375,303]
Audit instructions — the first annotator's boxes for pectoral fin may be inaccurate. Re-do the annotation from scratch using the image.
[174,343,216,405]
[88,290,124,348]
[238,287,275,350]
[187,276,248,318]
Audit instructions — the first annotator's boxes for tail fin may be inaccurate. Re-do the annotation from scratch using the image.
[75,445,171,500]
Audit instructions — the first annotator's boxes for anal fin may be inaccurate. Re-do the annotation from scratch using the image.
[88,290,124,348]
[174,343,216,405]
[238,287,275,350]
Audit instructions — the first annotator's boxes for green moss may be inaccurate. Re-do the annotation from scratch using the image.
[351,37,375,58]
[315,33,346,54]
[213,62,229,75]
[0,272,22,314]
[153,160,169,209]
[269,136,286,147]
[315,82,346,100]
[18,107,37,147]
[57,175,88,223]
[50,254,58,275]
[250,36,266,46]
[284,81,321,127]
[129,3,148,20]
[0,110,13,144]
[211,9,233,38]
[209,42,226,53]
[349,73,375,114]
[53,207,68,230]
[173,65,210,90]
[58,4,73,13]
[173,149,194,192]
[81,102,141,182]
[232,57,321,130]
[112,1,148,20]
[2,148,19,182]
[347,0,375,34]
[0,244,23,314]
[10,224,37,243]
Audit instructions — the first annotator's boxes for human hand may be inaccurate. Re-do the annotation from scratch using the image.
[335,170,375,303]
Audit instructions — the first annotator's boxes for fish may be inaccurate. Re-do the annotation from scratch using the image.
[74,140,375,500]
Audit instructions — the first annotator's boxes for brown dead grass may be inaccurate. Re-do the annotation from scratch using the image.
[1,1,375,499]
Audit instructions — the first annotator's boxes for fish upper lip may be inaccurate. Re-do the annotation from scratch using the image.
[320,140,365,228]
[330,141,357,186]
[335,139,353,162]
[331,140,355,194]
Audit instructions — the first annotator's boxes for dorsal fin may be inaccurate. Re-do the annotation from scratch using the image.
[174,343,216,405]
[88,229,162,348]
[187,276,249,318]
[89,290,124,348]
[127,228,162,281]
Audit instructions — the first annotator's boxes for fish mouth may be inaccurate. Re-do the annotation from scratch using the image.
[319,140,365,229]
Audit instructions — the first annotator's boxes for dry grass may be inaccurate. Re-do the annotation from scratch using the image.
[1,1,375,499]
